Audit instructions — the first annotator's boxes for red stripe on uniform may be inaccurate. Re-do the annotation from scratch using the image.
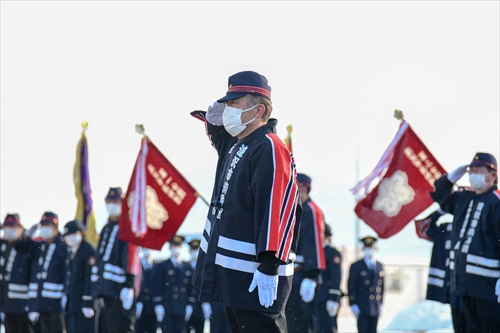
[307,201,326,270]
[265,133,299,262]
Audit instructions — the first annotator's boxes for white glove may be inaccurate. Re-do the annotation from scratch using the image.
[248,269,279,308]
[300,278,317,303]
[155,305,165,322]
[185,305,193,322]
[447,164,468,183]
[351,304,360,318]
[206,101,225,126]
[326,300,339,317]
[136,302,143,319]
[28,312,40,322]
[0,312,5,322]
[202,302,212,320]
[119,288,134,310]
[380,304,384,316]
[61,294,67,310]
[82,307,95,318]
[495,278,500,303]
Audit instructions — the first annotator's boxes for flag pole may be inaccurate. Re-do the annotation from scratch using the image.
[195,193,210,207]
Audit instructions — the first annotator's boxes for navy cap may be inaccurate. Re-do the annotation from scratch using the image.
[324,223,333,237]
[469,152,497,171]
[3,213,21,227]
[105,187,124,201]
[217,71,272,103]
[63,220,85,236]
[360,236,378,247]
[297,173,312,188]
[40,211,59,225]
[169,235,185,246]
[188,239,201,250]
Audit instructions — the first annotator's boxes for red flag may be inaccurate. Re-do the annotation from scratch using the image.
[119,137,198,250]
[351,121,446,238]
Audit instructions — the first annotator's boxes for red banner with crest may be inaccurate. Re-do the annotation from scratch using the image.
[119,137,198,250]
[351,121,446,238]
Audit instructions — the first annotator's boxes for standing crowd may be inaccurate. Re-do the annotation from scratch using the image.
[1,70,498,333]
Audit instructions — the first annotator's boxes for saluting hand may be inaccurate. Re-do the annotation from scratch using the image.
[206,101,225,126]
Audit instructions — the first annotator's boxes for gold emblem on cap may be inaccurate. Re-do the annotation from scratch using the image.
[228,84,232,88]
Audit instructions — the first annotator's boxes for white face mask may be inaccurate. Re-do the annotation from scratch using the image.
[3,227,20,241]
[40,226,55,241]
[64,233,82,248]
[222,104,259,137]
[190,250,199,261]
[364,248,374,258]
[469,173,489,191]
[171,247,182,258]
[106,203,122,217]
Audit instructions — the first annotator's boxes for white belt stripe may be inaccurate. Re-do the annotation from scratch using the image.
[91,275,99,282]
[466,265,500,278]
[41,290,63,299]
[218,236,256,256]
[429,267,446,278]
[43,282,64,291]
[201,237,208,253]
[428,277,444,287]
[8,291,29,300]
[445,240,451,250]
[103,271,126,283]
[104,263,125,275]
[215,253,293,276]
[92,267,98,274]
[82,295,93,300]
[28,291,37,298]
[466,254,500,268]
[328,289,342,295]
[8,283,29,292]
[204,218,211,236]
[29,283,38,290]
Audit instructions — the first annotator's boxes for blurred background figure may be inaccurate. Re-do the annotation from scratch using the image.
[135,247,157,333]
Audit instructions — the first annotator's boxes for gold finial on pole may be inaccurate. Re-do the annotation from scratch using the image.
[394,110,404,121]
[286,124,293,134]
[135,124,146,136]
[81,121,88,133]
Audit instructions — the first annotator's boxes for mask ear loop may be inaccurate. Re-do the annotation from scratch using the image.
[241,104,262,126]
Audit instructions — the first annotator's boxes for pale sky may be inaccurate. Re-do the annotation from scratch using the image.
[1,1,499,259]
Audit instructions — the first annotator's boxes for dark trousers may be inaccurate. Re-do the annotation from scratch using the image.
[4,312,34,333]
[186,309,204,333]
[285,284,316,333]
[36,312,65,333]
[66,312,95,333]
[461,295,500,333]
[451,306,467,333]
[357,314,378,333]
[210,303,231,333]
[98,297,135,333]
[225,306,287,333]
[135,313,157,333]
[160,314,184,333]
[316,302,338,333]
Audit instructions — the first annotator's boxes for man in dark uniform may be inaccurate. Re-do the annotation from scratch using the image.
[285,173,326,333]
[191,71,301,333]
[186,239,211,333]
[431,152,500,332]
[15,212,68,333]
[0,213,34,333]
[153,235,192,333]
[91,187,136,333]
[315,224,342,333]
[348,236,384,333]
[63,220,96,333]
[414,210,467,332]
[135,247,157,333]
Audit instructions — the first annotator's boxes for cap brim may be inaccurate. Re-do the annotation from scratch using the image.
[216,92,247,103]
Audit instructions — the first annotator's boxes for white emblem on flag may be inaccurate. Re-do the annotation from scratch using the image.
[373,170,415,217]
[128,186,169,230]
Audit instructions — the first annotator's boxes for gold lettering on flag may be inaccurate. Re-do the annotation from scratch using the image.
[147,164,187,205]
